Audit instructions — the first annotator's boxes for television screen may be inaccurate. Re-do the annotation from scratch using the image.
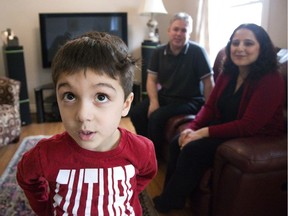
[39,13,128,68]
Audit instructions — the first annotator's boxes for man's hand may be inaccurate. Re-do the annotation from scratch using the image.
[148,102,159,117]
[146,73,159,117]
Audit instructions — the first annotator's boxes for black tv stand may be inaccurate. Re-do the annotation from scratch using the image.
[34,83,59,123]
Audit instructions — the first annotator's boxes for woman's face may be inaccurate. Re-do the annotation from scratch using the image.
[230,28,260,67]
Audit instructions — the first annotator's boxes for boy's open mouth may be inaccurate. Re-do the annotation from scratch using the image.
[79,130,95,141]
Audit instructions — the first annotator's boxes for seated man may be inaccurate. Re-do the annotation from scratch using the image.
[130,12,214,157]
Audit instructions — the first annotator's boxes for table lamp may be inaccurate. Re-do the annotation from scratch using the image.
[139,0,168,42]
[1,28,19,47]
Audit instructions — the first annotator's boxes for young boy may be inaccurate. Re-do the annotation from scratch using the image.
[17,32,157,216]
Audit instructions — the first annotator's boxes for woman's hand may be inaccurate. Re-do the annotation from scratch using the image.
[179,129,195,149]
[178,127,209,149]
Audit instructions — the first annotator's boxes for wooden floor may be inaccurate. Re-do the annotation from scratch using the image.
[0,116,192,216]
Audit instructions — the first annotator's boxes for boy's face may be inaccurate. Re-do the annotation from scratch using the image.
[56,69,133,151]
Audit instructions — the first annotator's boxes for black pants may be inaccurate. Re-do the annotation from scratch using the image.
[160,136,227,207]
[129,95,203,155]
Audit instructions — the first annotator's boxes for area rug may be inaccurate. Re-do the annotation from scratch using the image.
[0,135,158,216]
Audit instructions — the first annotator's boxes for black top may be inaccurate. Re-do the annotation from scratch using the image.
[148,41,212,101]
[217,71,244,123]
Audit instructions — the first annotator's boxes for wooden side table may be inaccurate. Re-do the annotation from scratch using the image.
[34,83,54,123]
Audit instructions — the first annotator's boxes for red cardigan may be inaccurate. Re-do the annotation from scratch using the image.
[188,71,285,138]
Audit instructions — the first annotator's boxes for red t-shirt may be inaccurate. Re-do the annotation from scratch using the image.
[17,128,157,216]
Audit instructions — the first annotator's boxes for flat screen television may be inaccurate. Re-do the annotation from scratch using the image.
[39,12,128,68]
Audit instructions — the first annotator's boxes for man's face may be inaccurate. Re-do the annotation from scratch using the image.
[168,19,191,50]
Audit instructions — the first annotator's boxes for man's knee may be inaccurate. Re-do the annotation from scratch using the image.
[149,109,167,123]
[130,104,146,121]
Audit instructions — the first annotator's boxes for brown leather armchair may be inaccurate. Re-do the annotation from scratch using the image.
[163,48,287,216]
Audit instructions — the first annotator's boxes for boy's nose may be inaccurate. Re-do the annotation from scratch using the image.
[76,101,94,122]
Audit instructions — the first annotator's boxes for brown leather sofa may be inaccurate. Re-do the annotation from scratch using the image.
[163,48,287,216]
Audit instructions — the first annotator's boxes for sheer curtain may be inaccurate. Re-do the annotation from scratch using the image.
[207,0,265,63]
[191,0,265,64]
[192,0,210,56]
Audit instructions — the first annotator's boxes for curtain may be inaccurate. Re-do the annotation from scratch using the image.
[193,0,210,55]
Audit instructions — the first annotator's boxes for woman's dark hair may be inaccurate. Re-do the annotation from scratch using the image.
[223,23,278,80]
[51,31,137,99]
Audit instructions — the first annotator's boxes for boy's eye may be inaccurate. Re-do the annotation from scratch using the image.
[63,92,75,101]
[96,94,108,103]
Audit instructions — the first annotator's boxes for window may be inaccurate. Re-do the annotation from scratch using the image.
[208,0,267,63]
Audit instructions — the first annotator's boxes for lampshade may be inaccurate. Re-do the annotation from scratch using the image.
[138,0,168,42]
[138,0,167,15]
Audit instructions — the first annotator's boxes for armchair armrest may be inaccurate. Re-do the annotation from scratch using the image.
[216,136,287,173]
[165,115,195,141]
[0,77,20,106]
[212,136,287,216]
[171,114,196,130]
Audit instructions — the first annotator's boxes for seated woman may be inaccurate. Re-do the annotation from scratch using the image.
[153,23,286,213]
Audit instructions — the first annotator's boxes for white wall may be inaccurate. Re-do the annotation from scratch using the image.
[0,0,286,113]
[0,0,148,112]
[267,0,287,48]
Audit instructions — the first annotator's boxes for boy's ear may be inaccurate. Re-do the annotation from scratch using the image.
[121,92,134,117]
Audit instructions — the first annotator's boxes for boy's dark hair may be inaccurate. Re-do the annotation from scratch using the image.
[223,23,278,81]
[51,31,136,99]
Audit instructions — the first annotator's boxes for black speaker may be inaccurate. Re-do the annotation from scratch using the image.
[4,46,31,125]
[141,41,158,98]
